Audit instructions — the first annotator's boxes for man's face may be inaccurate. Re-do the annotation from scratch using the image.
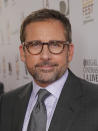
[19,19,74,87]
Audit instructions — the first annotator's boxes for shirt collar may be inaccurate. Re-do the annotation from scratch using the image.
[32,69,68,99]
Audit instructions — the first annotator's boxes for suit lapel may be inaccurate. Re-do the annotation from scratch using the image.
[12,82,32,131]
[10,70,83,131]
[49,70,83,131]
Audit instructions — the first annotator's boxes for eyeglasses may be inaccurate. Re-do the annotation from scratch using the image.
[23,40,69,55]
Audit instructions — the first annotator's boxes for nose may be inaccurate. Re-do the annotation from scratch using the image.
[40,45,51,60]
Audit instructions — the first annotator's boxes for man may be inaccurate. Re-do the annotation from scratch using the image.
[0,8,98,131]
[0,82,4,95]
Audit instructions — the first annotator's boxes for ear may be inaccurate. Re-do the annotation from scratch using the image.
[68,43,74,62]
[19,45,25,62]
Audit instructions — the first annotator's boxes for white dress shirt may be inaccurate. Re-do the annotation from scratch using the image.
[22,70,68,131]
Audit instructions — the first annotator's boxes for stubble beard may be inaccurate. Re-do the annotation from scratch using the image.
[27,60,68,86]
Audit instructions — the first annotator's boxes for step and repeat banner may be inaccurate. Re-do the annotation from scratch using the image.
[0,0,98,92]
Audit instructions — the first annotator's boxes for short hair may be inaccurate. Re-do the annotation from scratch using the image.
[20,8,72,43]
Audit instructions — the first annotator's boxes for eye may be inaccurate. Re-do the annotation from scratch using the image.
[50,41,62,47]
[32,41,41,46]
[27,41,41,48]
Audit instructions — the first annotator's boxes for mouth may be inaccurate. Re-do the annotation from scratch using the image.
[39,65,54,70]
[35,62,58,72]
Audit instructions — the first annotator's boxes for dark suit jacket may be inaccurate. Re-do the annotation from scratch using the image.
[0,82,4,96]
[0,70,98,131]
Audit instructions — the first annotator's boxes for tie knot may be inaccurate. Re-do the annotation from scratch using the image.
[37,89,50,102]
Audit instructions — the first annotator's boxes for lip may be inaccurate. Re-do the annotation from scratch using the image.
[38,65,54,70]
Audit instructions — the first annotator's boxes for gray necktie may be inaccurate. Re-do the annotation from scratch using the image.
[27,89,50,131]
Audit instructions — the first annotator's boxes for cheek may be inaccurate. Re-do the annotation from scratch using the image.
[25,55,38,68]
[54,53,67,65]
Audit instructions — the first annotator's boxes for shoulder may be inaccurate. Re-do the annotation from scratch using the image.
[0,82,3,87]
[0,82,32,102]
[0,82,4,95]
[70,70,98,110]
[79,78,98,99]
[68,69,98,98]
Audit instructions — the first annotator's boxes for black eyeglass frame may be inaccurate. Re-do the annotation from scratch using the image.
[22,40,70,55]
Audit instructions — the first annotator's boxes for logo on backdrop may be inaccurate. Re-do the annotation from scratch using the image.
[43,0,49,8]
[8,62,12,76]
[82,0,94,24]
[11,0,16,6]
[43,0,70,17]
[0,30,4,45]
[15,55,20,80]
[4,0,9,7]
[2,56,6,78]
[0,0,2,12]
[59,0,70,16]
[83,58,98,83]
[6,21,11,44]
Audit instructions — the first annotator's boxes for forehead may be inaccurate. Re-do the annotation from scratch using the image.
[25,19,66,41]
[25,19,65,30]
